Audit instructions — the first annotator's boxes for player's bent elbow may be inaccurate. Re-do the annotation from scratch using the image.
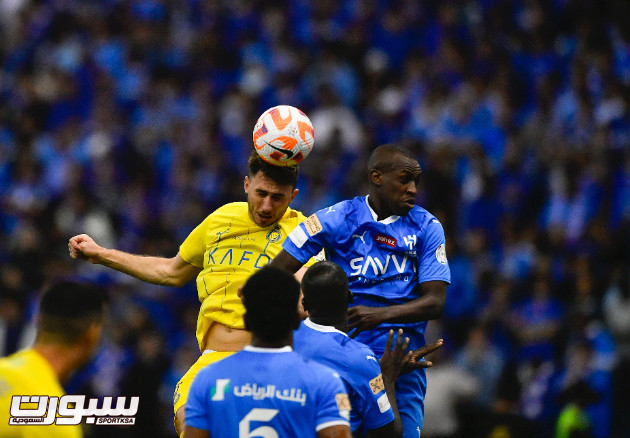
[165,276,187,288]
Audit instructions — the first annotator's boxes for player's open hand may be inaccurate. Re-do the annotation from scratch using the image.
[68,234,103,264]
[379,329,409,384]
[347,305,387,338]
[400,338,443,374]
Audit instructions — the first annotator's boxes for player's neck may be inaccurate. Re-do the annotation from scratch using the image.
[250,333,293,349]
[309,315,348,333]
[367,193,393,221]
[33,342,86,383]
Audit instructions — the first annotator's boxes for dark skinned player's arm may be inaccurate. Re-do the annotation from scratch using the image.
[378,281,447,322]
[348,281,447,338]
[269,249,304,273]
[365,329,407,438]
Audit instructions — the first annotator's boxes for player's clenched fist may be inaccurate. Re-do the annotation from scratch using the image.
[68,234,103,264]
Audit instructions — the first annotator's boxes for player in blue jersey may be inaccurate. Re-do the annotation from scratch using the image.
[184,267,352,438]
[271,144,451,436]
[294,261,444,438]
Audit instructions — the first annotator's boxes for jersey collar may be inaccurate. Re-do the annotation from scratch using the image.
[365,196,400,224]
[304,318,348,337]
[243,345,293,353]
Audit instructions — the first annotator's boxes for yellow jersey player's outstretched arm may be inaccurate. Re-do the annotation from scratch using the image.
[68,233,202,287]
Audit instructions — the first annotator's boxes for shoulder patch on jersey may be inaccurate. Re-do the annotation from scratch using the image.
[304,214,323,236]
[335,393,351,411]
[436,243,447,265]
[369,374,385,394]
[431,218,440,224]
[377,393,391,413]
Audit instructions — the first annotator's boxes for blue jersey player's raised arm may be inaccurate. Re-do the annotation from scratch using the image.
[184,267,351,438]
[271,144,451,436]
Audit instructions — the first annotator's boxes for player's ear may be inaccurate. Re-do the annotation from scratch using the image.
[347,289,354,304]
[244,176,250,193]
[369,169,382,186]
[289,188,298,203]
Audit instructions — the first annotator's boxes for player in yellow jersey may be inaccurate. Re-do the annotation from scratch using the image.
[68,151,313,435]
[0,281,108,438]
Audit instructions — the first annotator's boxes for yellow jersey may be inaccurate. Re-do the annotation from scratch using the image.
[0,349,82,438]
[180,202,311,350]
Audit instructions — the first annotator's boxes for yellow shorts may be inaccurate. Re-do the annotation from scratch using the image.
[173,350,235,414]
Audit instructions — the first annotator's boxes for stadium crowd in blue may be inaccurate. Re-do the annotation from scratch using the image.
[1,0,629,437]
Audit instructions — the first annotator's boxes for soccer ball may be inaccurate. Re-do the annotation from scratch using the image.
[252,105,314,167]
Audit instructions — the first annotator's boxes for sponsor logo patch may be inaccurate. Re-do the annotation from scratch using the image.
[436,243,447,265]
[335,393,351,411]
[211,379,230,401]
[369,374,385,394]
[304,214,323,236]
[377,393,391,413]
[375,234,396,247]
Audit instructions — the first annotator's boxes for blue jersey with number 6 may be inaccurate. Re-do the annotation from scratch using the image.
[186,346,350,437]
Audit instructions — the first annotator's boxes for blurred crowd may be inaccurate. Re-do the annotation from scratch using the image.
[1,0,630,437]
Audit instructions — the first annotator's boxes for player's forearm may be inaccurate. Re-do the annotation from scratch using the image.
[380,281,447,324]
[384,378,403,437]
[381,296,444,324]
[269,249,303,273]
[97,248,184,286]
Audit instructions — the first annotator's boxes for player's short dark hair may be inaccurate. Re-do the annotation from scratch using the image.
[367,144,419,174]
[301,261,350,317]
[38,281,108,345]
[248,151,298,188]
[242,267,300,343]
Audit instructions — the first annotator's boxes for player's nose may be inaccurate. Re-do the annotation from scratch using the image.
[406,181,417,196]
[260,196,273,212]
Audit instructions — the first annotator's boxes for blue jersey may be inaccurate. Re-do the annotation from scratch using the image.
[186,346,350,437]
[294,319,395,434]
[284,195,451,353]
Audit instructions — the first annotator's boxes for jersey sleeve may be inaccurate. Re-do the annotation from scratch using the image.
[292,212,325,268]
[314,365,351,432]
[418,218,451,284]
[185,368,211,431]
[351,349,395,430]
[179,214,213,267]
[283,203,345,264]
